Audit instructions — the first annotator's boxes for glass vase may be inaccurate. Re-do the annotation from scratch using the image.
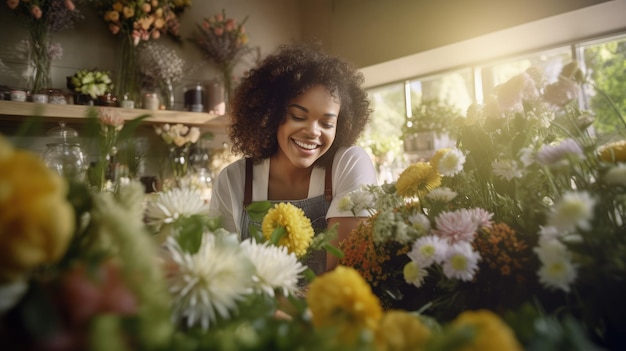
[115,34,140,104]
[161,79,175,110]
[219,64,234,113]
[28,21,51,94]
[170,145,190,180]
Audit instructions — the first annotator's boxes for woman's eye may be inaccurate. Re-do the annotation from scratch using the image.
[321,122,335,129]
[289,113,305,121]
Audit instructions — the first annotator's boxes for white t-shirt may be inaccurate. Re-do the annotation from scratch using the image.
[209,146,378,234]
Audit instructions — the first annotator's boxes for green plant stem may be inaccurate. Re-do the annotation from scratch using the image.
[28,20,51,93]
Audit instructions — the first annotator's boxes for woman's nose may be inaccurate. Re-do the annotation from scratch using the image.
[303,121,321,137]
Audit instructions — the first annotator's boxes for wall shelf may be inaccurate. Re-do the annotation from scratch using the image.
[0,100,228,128]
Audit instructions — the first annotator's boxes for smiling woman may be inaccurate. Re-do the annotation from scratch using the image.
[209,42,378,275]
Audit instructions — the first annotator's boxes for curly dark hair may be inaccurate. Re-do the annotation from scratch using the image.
[229,41,371,168]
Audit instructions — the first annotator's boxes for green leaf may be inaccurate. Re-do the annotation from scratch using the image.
[322,243,344,259]
[176,216,205,254]
[270,226,286,245]
[118,114,151,141]
[246,201,273,221]
[302,268,316,282]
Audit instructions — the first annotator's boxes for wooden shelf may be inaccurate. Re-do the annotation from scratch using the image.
[0,100,228,128]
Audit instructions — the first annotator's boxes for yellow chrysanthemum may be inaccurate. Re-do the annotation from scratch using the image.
[0,135,75,283]
[307,266,383,344]
[598,140,626,163]
[451,310,523,351]
[261,202,313,258]
[429,148,450,171]
[375,310,432,351]
[395,162,441,198]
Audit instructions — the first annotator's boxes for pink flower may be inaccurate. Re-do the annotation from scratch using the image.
[225,19,235,31]
[31,5,42,19]
[214,27,224,36]
[202,20,210,30]
[98,108,124,128]
[65,0,75,11]
[433,209,480,244]
[109,23,120,35]
[215,13,224,22]
[151,30,160,39]
[7,0,19,10]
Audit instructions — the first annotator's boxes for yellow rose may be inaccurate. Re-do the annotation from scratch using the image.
[375,310,432,351]
[598,140,626,163]
[0,136,75,283]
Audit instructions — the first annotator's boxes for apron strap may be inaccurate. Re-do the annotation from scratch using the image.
[243,158,333,207]
[243,158,253,208]
[324,162,333,202]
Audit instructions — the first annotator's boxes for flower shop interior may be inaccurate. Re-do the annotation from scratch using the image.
[1,0,626,350]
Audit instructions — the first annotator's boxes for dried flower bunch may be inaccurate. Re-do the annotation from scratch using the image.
[70,68,113,98]
[94,0,191,45]
[154,123,200,147]
[188,9,253,70]
[5,0,85,32]
[138,41,185,90]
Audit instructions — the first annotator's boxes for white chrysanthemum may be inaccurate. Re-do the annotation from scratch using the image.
[433,209,479,244]
[240,239,306,297]
[491,159,523,181]
[162,232,254,330]
[466,207,494,229]
[535,138,585,168]
[407,213,431,235]
[437,148,466,176]
[538,225,564,241]
[425,187,457,203]
[442,242,480,281]
[337,195,354,212]
[604,163,626,186]
[145,187,210,233]
[407,235,447,266]
[547,191,596,232]
[534,237,570,264]
[349,186,376,214]
[537,259,577,292]
[403,261,429,288]
[518,147,535,167]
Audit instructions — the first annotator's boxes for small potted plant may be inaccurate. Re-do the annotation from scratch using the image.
[68,69,114,105]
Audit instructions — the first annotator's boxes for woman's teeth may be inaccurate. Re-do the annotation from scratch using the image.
[294,140,318,150]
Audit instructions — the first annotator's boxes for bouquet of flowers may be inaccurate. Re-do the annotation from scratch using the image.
[69,68,113,98]
[137,41,185,91]
[188,9,256,99]
[0,130,591,351]
[93,0,190,45]
[339,63,626,350]
[4,0,86,92]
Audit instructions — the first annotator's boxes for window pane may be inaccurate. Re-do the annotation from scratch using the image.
[361,83,406,183]
[579,34,626,136]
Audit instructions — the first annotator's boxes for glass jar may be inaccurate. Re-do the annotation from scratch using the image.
[42,142,88,181]
[184,84,205,112]
[142,92,159,110]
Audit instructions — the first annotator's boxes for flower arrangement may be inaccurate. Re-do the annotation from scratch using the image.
[154,123,201,179]
[92,0,191,103]
[69,68,113,98]
[94,0,190,45]
[4,0,86,92]
[188,9,256,101]
[339,62,626,349]
[137,41,186,109]
[0,130,606,350]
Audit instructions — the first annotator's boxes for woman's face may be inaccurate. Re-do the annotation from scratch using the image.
[276,84,340,169]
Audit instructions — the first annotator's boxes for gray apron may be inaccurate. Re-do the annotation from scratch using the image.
[240,158,332,275]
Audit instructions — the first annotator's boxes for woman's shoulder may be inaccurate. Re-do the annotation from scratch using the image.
[333,145,373,165]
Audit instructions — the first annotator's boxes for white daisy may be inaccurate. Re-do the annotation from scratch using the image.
[442,242,480,281]
[547,191,596,232]
[518,146,535,167]
[145,187,210,237]
[534,237,570,263]
[425,187,457,203]
[535,138,585,168]
[437,148,466,177]
[537,256,577,293]
[407,212,431,235]
[491,159,523,181]
[240,239,306,298]
[407,235,447,266]
[403,261,429,288]
[162,232,254,330]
